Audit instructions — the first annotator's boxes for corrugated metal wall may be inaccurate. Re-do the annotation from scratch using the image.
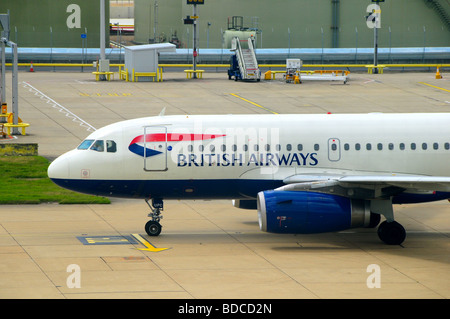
[1,0,448,49]
[0,0,109,48]
[135,0,450,49]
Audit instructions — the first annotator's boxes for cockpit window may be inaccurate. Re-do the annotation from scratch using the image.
[77,139,94,150]
[78,139,115,153]
[106,140,117,153]
[90,140,104,152]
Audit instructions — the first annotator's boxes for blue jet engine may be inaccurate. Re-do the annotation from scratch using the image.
[257,190,374,234]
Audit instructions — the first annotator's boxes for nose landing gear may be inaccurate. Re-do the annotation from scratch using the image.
[145,198,163,236]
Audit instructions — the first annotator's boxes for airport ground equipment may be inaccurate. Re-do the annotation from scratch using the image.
[229,36,261,81]
[265,59,349,84]
[284,58,348,84]
[284,59,302,83]
[123,43,175,82]
[300,70,349,84]
[223,16,259,49]
[227,54,241,81]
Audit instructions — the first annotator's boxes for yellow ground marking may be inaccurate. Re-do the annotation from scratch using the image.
[418,82,450,93]
[131,233,170,252]
[230,93,279,114]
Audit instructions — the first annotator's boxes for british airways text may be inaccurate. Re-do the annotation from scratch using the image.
[177,152,318,167]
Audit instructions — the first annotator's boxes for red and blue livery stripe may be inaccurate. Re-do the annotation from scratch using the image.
[128,133,226,157]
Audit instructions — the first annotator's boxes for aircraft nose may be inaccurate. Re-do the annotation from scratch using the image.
[47,156,69,180]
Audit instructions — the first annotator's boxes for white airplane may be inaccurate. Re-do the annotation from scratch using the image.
[48,112,450,245]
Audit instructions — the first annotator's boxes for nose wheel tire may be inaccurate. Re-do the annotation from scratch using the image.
[145,220,162,236]
[377,220,406,245]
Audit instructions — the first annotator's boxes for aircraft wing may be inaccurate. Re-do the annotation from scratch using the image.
[277,173,450,198]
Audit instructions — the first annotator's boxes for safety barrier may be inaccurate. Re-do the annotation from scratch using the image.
[131,68,163,82]
[92,71,114,81]
[3,122,29,135]
[0,112,30,135]
[4,62,449,73]
[119,66,129,81]
[184,70,205,79]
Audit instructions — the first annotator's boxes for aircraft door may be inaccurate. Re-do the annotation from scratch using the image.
[144,126,168,171]
[328,138,341,162]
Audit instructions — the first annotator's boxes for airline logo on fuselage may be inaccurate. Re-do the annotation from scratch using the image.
[129,133,319,167]
[128,133,225,157]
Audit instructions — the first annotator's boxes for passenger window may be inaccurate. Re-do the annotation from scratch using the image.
[377,143,383,151]
[286,144,292,151]
[90,140,104,152]
[355,143,361,151]
[254,144,259,151]
[331,144,337,151]
[297,144,303,151]
[400,143,405,150]
[78,139,94,150]
[422,143,427,150]
[199,144,204,152]
[411,143,416,150]
[106,140,117,153]
[388,143,394,150]
[344,143,349,151]
[221,144,226,152]
[265,144,270,151]
[445,143,450,150]
[232,144,237,152]
[275,144,281,151]
[187,144,193,152]
[433,143,439,150]
[210,145,215,152]
[243,144,248,152]
[366,143,372,151]
[314,144,320,151]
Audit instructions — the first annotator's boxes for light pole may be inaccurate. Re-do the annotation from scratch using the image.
[366,0,383,74]
[99,0,109,80]
[186,0,205,79]
[193,3,198,78]
[207,22,211,48]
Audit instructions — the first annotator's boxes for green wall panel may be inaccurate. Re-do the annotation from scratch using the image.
[0,0,109,48]
[135,0,449,49]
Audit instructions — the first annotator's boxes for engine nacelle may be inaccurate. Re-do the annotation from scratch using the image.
[257,190,372,234]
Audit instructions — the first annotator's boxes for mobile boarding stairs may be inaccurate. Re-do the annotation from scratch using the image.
[228,36,261,82]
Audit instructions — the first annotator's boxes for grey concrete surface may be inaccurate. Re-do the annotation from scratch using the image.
[0,70,449,299]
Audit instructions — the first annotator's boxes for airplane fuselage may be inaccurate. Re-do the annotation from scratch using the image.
[48,113,450,203]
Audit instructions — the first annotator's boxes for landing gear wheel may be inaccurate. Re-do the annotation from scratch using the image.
[144,198,164,236]
[145,220,162,236]
[377,220,406,245]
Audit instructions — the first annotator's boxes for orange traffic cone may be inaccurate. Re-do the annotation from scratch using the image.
[29,61,34,72]
[436,67,442,79]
